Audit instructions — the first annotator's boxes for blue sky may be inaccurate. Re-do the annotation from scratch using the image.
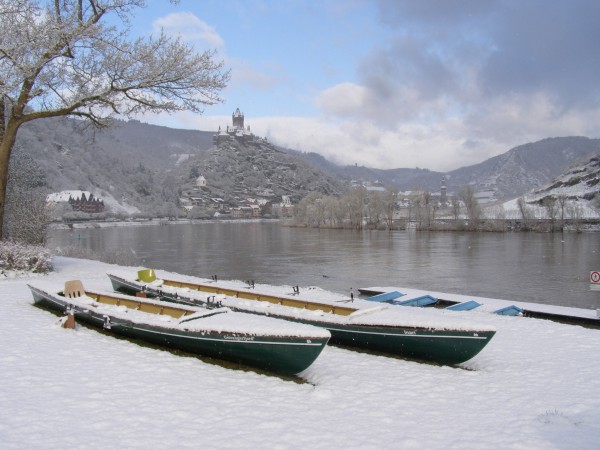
[127,0,600,172]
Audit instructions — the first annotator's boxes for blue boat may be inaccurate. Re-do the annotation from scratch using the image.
[367,291,405,302]
[366,292,438,307]
[446,300,482,311]
[494,305,525,316]
[391,295,438,307]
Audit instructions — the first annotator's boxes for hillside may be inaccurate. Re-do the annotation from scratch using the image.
[15,117,216,215]
[446,137,600,201]
[499,152,600,221]
[11,116,600,216]
[14,116,345,216]
[530,152,600,202]
[329,137,600,201]
[177,137,345,213]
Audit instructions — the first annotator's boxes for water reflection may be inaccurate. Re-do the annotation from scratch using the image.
[48,222,600,309]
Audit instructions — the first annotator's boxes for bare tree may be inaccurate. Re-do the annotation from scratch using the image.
[517,197,534,230]
[408,190,424,229]
[566,201,584,232]
[542,197,559,232]
[459,186,482,230]
[557,195,568,231]
[0,0,230,238]
[451,196,461,223]
[366,190,385,227]
[382,187,397,229]
[293,191,321,227]
[329,196,346,228]
[344,186,366,229]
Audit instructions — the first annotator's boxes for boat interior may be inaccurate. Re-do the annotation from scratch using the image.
[62,280,195,319]
[137,270,358,316]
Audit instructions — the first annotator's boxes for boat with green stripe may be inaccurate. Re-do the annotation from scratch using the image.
[108,270,496,366]
[28,281,330,376]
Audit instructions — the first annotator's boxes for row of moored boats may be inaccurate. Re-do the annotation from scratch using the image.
[28,268,497,376]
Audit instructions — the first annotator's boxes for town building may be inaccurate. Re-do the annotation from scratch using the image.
[46,190,105,213]
[195,176,207,188]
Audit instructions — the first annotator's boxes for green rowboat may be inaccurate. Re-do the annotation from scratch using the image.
[108,270,496,366]
[28,281,330,376]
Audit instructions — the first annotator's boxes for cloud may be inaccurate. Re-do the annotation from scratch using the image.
[301,0,600,170]
[142,92,599,174]
[371,0,600,108]
[153,12,224,49]
[146,2,600,173]
[315,83,372,119]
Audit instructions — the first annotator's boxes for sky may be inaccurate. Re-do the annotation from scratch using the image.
[2,257,600,448]
[126,0,600,172]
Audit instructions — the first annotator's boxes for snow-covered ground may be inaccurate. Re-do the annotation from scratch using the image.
[499,197,599,220]
[1,257,600,449]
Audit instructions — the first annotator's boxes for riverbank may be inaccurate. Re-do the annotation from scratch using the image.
[50,216,600,233]
[49,217,280,230]
[1,256,599,449]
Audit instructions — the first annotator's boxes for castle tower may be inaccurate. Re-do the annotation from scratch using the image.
[232,108,244,130]
[440,176,447,204]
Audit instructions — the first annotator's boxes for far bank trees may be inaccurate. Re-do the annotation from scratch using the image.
[294,185,595,232]
[293,187,400,230]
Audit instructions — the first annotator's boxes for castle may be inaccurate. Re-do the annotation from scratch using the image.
[213,108,256,145]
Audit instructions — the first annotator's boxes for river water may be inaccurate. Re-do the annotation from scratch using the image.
[47,221,600,310]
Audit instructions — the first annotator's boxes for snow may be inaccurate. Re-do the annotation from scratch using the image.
[499,198,599,220]
[45,189,140,215]
[2,257,600,449]
[363,286,600,320]
[46,190,94,203]
[28,279,330,338]
[109,269,497,332]
[99,191,140,215]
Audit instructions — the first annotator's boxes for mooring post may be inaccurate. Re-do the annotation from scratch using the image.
[63,313,75,329]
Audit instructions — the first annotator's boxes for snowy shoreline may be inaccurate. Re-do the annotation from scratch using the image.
[48,217,600,232]
[1,256,599,449]
[48,217,279,230]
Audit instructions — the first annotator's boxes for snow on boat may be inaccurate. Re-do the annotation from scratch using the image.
[365,291,521,315]
[28,280,330,376]
[446,300,482,311]
[107,270,497,366]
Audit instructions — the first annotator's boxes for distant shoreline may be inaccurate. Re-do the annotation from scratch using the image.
[48,217,600,233]
[48,217,280,230]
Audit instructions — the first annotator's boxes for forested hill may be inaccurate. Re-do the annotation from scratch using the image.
[14,117,345,215]
[13,117,213,215]
[314,136,600,201]
[12,116,600,215]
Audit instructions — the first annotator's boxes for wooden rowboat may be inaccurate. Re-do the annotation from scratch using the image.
[28,281,330,376]
[108,270,496,366]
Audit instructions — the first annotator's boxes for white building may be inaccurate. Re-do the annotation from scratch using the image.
[196,176,207,188]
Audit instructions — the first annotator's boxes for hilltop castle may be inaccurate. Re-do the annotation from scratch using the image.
[213,108,256,145]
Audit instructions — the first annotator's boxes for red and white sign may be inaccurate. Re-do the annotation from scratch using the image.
[590,271,600,284]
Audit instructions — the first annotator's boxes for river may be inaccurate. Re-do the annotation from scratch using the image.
[47,221,600,310]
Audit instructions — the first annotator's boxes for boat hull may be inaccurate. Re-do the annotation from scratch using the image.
[29,285,329,376]
[308,321,493,365]
[108,273,495,365]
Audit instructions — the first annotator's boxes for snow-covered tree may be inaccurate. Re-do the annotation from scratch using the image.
[517,196,534,230]
[3,146,50,244]
[459,186,482,230]
[0,0,230,238]
[542,197,559,231]
[382,187,397,230]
